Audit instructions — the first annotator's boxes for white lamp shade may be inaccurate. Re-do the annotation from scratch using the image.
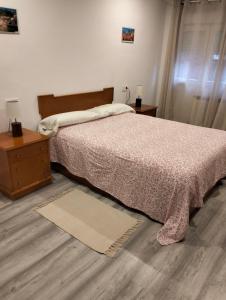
[136,85,144,98]
[6,99,21,121]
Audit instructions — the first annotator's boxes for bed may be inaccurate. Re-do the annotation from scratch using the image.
[38,87,226,245]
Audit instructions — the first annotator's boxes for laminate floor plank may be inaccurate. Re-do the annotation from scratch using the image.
[0,173,226,300]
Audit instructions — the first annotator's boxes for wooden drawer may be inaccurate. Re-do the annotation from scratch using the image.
[0,128,52,199]
[137,109,157,117]
[11,153,51,190]
[8,141,48,163]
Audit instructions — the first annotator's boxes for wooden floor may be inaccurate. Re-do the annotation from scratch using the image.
[0,173,226,300]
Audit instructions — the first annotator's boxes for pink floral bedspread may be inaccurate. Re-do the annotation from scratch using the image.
[50,113,226,245]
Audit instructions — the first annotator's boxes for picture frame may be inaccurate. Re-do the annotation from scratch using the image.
[0,7,18,34]
[122,27,135,43]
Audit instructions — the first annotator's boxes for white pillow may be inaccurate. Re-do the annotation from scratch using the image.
[38,103,134,137]
[89,103,134,115]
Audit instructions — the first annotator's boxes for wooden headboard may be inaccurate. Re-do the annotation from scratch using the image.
[38,87,114,119]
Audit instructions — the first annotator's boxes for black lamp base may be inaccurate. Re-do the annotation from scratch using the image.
[11,122,23,137]
[135,98,142,107]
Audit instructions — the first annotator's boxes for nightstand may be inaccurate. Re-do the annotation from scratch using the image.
[130,104,158,117]
[0,128,52,200]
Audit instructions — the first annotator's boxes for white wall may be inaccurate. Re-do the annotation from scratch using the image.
[0,0,167,131]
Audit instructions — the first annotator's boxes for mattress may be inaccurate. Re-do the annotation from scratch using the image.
[50,113,226,245]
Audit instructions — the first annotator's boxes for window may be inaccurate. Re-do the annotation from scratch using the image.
[174,23,226,89]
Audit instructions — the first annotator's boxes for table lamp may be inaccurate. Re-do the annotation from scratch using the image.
[6,99,23,137]
[135,85,144,107]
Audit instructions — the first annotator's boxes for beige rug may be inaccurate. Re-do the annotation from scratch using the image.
[36,189,143,257]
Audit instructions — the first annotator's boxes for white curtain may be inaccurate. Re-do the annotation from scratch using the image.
[158,0,182,119]
[160,0,226,130]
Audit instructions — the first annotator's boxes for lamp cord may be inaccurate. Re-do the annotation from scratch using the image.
[8,120,11,133]
[126,87,131,104]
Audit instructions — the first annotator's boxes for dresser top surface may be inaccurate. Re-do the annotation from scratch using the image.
[130,104,158,113]
[0,128,48,151]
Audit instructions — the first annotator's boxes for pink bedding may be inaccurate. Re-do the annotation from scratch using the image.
[50,113,226,245]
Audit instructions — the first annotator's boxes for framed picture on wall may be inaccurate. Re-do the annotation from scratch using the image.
[0,7,18,33]
[122,27,135,43]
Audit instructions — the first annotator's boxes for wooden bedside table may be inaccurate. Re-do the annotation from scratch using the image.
[0,128,52,200]
[130,104,158,117]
